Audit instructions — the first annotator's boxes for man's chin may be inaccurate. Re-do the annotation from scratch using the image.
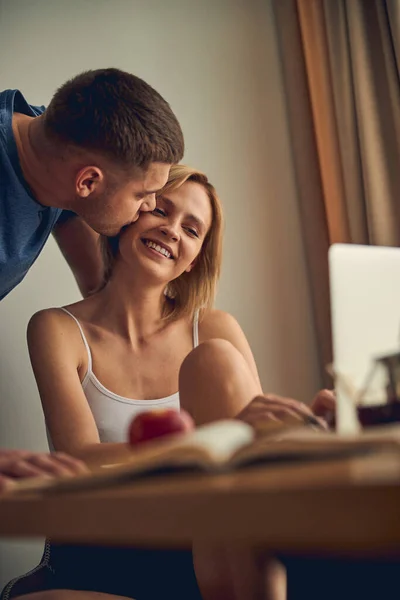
[90,223,121,237]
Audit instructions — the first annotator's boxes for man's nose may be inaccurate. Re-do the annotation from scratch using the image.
[141,194,156,212]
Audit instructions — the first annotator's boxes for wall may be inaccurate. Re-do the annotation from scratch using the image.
[0,0,321,584]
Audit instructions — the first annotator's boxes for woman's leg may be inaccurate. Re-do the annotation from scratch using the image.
[179,339,286,600]
[179,338,260,425]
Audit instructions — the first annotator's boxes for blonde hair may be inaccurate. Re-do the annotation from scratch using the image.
[101,164,224,322]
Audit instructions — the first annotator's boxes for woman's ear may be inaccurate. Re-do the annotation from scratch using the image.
[185,259,196,273]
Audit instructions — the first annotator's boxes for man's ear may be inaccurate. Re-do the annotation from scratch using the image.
[75,166,104,198]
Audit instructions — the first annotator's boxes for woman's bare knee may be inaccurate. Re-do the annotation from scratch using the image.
[180,339,259,424]
[181,338,242,378]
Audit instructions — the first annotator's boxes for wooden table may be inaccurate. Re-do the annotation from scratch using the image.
[0,449,400,558]
[1,449,400,599]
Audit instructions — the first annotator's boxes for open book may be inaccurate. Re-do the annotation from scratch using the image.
[11,419,400,495]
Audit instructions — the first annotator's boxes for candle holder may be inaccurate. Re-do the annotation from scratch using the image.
[357,351,400,427]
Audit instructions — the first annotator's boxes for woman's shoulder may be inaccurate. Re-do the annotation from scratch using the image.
[28,306,68,328]
[29,306,73,328]
[28,295,93,329]
[198,308,243,342]
[27,306,84,347]
[27,306,89,374]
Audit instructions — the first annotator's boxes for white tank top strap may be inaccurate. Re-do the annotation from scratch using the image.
[193,309,200,348]
[59,307,93,381]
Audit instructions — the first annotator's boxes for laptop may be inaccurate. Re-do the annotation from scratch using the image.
[329,244,400,433]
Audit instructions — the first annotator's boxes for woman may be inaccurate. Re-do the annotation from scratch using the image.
[4,165,333,600]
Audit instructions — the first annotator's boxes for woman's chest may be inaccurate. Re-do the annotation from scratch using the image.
[84,328,194,400]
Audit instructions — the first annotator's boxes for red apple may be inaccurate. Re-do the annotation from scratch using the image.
[128,409,195,445]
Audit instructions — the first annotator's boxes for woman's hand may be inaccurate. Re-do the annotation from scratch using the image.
[236,393,328,432]
[310,389,336,426]
[0,449,88,493]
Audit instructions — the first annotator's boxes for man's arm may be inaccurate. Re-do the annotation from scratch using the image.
[52,213,104,297]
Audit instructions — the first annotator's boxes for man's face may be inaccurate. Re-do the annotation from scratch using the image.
[75,162,171,236]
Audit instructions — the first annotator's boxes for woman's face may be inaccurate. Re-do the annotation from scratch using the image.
[118,180,213,282]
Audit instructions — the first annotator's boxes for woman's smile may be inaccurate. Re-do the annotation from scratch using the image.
[141,238,175,260]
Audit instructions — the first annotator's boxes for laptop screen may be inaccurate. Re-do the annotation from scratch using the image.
[329,244,400,433]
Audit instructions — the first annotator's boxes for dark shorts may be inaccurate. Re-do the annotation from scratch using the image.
[1,541,202,600]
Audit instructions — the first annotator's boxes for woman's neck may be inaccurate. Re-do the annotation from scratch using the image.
[90,270,170,343]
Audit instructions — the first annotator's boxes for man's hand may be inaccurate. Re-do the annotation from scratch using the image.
[236,394,328,432]
[0,449,88,493]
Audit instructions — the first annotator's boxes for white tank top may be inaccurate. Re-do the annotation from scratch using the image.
[59,308,200,444]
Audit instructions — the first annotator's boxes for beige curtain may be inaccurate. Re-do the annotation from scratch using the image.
[273,0,400,383]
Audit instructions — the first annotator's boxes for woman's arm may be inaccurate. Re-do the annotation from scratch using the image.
[27,310,132,466]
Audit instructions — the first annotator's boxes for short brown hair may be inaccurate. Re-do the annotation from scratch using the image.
[44,68,184,168]
[101,164,224,322]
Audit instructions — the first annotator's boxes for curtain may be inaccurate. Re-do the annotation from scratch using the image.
[273,0,400,383]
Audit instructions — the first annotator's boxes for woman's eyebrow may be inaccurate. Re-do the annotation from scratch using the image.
[158,195,206,231]
[186,214,206,232]
[157,194,174,206]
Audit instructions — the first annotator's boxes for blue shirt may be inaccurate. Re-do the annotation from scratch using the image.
[0,89,63,300]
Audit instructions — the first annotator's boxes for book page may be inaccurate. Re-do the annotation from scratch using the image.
[10,420,254,494]
[230,423,400,467]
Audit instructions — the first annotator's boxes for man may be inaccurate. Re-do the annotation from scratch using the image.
[0,67,184,490]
